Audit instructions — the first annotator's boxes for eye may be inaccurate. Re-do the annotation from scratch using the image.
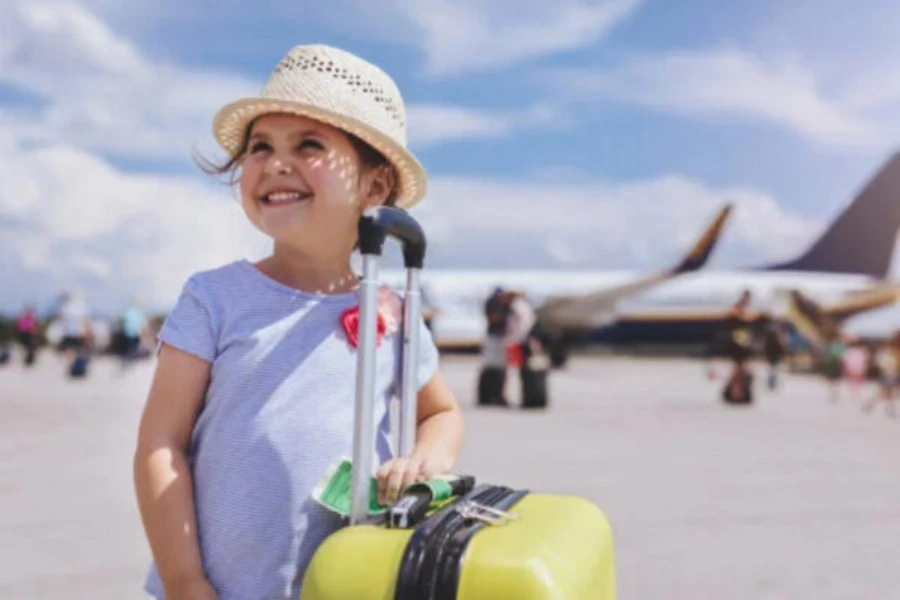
[249,140,271,154]
[298,138,324,151]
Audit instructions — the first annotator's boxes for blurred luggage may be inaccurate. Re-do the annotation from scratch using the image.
[477,366,507,406]
[722,371,753,405]
[69,352,90,378]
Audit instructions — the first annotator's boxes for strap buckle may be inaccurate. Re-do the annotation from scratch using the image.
[455,500,519,526]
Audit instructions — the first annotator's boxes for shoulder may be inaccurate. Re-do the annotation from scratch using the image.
[178,261,256,300]
[185,260,249,287]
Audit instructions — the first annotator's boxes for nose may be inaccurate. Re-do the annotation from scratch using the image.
[264,156,294,176]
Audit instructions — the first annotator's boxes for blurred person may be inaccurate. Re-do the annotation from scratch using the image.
[14,303,40,367]
[56,291,91,352]
[121,299,150,365]
[842,338,869,398]
[722,289,757,404]
[761,315,789,391]
[821,326,846,403]
[477,287,512,407]
[56,290,94,378]
[507,291,549,409]
[863,334,899,418]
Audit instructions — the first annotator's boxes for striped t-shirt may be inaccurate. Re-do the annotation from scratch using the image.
[143,259,439,600]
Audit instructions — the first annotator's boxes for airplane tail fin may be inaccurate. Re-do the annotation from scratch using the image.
[671,203,734,274]
[765,152,900,278]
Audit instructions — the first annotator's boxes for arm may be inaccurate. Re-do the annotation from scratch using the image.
[410,370,464,473]
[133,344,217,598]
[376,370,464,505]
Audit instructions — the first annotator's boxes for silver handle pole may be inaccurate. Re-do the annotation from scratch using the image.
[398,268,422,458]
[349,254,380,525]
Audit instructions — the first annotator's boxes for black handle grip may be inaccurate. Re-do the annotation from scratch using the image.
[358,206,427,269]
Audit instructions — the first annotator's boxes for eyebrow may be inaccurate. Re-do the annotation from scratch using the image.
[248,129,326,142]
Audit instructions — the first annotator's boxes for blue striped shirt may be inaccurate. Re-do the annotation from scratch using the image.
[143,260,439,599]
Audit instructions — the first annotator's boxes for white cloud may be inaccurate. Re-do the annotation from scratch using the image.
[0,143,270,314]
[408,173,821,271]
[406,103,559,147]
[70,0,642,78]
[542,49,877,147]
[0,1,259,161]
[401,0,642,77]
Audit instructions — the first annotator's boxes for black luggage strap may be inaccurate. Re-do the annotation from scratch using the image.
[394,484,528,600]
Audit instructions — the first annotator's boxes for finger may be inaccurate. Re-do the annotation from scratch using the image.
[384,464,407,505]
[400,461,421,493]
[376,460,393,480]
[416,459,434,482]
[376,460,395,504]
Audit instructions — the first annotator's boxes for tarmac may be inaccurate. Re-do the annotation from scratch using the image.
[1,351,898,599]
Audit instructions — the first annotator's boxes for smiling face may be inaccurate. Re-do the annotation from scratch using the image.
[237,112,392,255]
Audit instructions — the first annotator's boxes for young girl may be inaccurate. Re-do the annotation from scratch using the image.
[133,44,464,600]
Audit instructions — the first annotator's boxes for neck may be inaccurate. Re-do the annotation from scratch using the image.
[257,242,359,295]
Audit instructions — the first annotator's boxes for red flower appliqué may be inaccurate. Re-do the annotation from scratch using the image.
[340,305,387,349]
[340,286,401,349]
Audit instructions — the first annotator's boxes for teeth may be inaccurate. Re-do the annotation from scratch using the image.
[266,191,307,203]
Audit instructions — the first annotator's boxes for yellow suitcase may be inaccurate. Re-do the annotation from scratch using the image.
[301,208,616,599]
[301,484,615,599]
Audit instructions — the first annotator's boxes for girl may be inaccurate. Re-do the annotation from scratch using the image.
[133,45,464,600]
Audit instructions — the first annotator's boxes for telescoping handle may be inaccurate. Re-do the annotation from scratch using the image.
[350,206,427,526]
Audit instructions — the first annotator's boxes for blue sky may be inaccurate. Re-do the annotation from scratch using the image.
[2,0,899,314]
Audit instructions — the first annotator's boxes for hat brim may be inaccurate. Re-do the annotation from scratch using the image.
[212,97,427,210]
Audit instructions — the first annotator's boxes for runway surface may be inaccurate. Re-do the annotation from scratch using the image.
[1,352,898,599]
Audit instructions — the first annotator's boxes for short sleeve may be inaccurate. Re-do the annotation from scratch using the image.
[157,275,218,363]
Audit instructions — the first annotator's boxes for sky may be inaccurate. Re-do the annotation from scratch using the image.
[2,0,900,317]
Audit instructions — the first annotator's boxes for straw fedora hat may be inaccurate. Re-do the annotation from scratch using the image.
[212,44,427,209]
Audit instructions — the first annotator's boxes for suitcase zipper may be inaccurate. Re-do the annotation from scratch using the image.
[394,484,527,600]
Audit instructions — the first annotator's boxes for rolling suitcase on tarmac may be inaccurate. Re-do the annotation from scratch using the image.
[476,366,507,406]
[300,207,616,599]
[519,335,550,409]
[69,351,91,378]
[722,371,753,405]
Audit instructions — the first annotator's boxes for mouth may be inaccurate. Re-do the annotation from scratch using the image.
[259,189,313,206]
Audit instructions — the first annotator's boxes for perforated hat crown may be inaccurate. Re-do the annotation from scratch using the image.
[212,44,427,209]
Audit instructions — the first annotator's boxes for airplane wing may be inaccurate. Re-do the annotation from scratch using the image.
[535,203,734,330]
[826,284,900,322]
[781,285,900,348]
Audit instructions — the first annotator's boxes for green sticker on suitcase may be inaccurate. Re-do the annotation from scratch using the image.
[311,458,387,518]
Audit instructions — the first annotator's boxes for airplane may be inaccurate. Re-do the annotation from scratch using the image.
[382,151,900,363]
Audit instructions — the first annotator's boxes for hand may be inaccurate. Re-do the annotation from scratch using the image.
[165,577,218,600]
[376,455,445,506]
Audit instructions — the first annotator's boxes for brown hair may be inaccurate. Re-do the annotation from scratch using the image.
[193,116,399,207]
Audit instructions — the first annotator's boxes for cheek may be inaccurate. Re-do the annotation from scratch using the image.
[306,153,362,207]
[238,165,259,202]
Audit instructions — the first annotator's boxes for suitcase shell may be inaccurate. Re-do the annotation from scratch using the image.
[300,491,615,599]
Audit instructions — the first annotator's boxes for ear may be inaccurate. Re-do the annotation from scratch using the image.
[360,165,396,209]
